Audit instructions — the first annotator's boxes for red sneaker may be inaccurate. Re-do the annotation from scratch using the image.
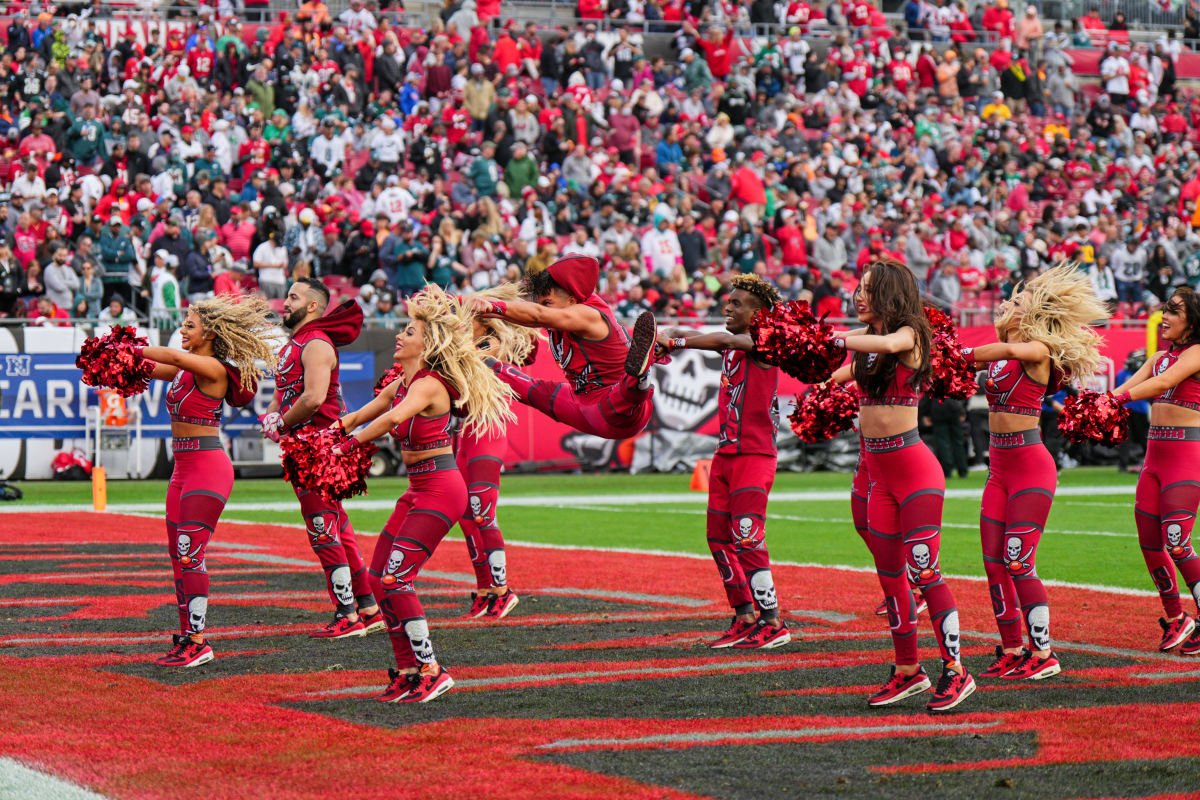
[1001,650,1062,680]
[979,646,1025,678]
[709,617,757,648]
[625,311,657,379]
[914,594,928,615]
[1159,614,1196,651]
[156,635,214,668]
[874,599,888,616]
[359,609,386,634]
[397,663,455,703]
[485,590,519,619]
[733,619,792,649]
[1180,625,1200,656]
[153,635,188,666]
[462,592,491,619]
[926,663,976,713]
[868,666,931,706]
[375,668,419,703]
[309,614,367,639]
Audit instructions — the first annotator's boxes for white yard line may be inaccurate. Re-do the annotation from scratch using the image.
[0,759,111,800]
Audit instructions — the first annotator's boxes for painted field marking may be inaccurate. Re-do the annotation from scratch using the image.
[0,759,111,800]
[536,720,1004,750]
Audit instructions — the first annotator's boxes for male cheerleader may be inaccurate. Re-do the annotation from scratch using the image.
[467,256,657,440]
[658,274,789,648]
[262,278,382,637]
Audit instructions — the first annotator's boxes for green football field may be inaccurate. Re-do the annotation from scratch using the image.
[8,466,1149,594]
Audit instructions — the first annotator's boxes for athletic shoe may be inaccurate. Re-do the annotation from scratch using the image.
[624,311,657,379]
[709,617,757,648]
[926,663,976,713]
[914,594,928,615]
[153,634,188,666]
[485,590,519,619]
[874,595,926,617]
[359,609,386,634]
[979,645,1026,678]
[1159,614,1196,651]
[1001,649,1062,680]
[310,614,367,639]
[397,663,455,703]
[1180,625,1200,656]
[156,635,214,668]
[463,592,491,618]
[375,668,418,703]
[867,665,932,706]
[874,599,888,616]
[733,619,792,649]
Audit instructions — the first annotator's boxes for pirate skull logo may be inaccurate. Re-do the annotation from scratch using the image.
[909,540,937,584]
[330,565,354,606]
[749,569,778,611]
[469,494,493,526]
[1027,605,1050,651]
[309,514,333,544]
[404,618,435,664]
[187,596,208,634]
[1166,522,1186,557]
[986,359,1017,402]
[940,609,961,662]
[380,542,422,589]
[487,550,507,586]
[176,533,201,567]
[912,543,930,569]
[651,348,723,431]
[734,516,758,546]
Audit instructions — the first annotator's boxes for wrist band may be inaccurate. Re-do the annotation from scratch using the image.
[490,300,508,316]
[833,338,846,350]
[670,337,688,351]
[1112,391,1132,406]
[960,347,974,359]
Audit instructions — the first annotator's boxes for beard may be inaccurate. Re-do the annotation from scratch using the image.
[283,307,307,330]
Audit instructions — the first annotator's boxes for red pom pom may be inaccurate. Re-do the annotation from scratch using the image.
[923,307,978,401]
[749,300,846,383]
[280,428,378,501]
[1058,391,1130,446]
[373,364,405,396]
[76,326,153,397]
[789,382,859,443]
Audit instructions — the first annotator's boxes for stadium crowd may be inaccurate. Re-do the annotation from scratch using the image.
[0,0,1199,330]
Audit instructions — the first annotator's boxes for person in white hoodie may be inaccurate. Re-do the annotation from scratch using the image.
[641,208,684,281]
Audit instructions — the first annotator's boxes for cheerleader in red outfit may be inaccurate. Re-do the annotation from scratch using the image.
[840,259,975,712]
[135,296,277,667]
[334,288,513,703]
[963,264,1107,679]
[1113,286,1200,656]
[459,284,541,620]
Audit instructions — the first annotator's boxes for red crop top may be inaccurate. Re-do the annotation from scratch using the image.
[1152,343,1200,411]
[857,357,921,407]
[985,358,1060,416]
[389,369,459,450]
[166,369,222,428]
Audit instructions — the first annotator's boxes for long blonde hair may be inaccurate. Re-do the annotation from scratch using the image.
[995,262,1108,384]
[190,294,280,392]
[406,286,515,436]
[472,283,542,365]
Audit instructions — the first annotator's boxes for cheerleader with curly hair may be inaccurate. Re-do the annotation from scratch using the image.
[962,263,1108,679]
[840,258,974,712]
[1112,286,1200,656]
[131,295,278,667]
[335,287,514,703]
[458,283,541,619]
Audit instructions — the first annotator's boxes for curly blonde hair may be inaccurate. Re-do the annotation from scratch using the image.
[189,294,280,393]
[995,262,1108,384]
[472,283,543,364]
[406,286,516,436]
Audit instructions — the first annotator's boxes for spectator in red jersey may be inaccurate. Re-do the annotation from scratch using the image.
[684,21,737,80]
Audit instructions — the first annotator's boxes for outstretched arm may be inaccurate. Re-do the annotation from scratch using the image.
[839,326,916,355]
[350,376,442,444]
[337,379,399,433]
[657,325,753,353]
[962,340,1050,364]
[142,346,225,395]
[468,296,606,338]
[1114,347,1200,401]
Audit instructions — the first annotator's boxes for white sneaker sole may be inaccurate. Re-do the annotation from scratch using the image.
[362,619,387,634]
[310,626,368,639]
[1025,663,1063,680]
[415,677,455,703]
[179,650,215,669]
[927,676,977,713]
[868,676,932,706]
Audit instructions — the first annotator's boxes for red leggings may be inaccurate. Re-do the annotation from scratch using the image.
[165,439,232,637]
[706,452,777,616]
[851,438,870,552]
[864,430,961,666]
[457,428,509,591]
[294,485,374,615]
[494,361,653,439]
[981,430,1056,650]
[369,455,467,670]
[1136,429,1200,619]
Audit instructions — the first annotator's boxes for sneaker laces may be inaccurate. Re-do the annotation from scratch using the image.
[935,665,963,694]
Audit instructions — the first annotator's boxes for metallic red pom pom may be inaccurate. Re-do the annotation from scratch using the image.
[749,300,846,383]
[76,326,154,397]
[280,427,378,501]
[923,307,978,401]
[373,364,405,396]
[789,382,859,443]
[1058,391,1130,446]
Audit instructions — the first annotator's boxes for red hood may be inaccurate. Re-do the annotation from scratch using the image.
[547,256,600,303]
[223,363,257,407]
[297,298,363,347]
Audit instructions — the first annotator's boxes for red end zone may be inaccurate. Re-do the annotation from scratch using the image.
[0,512,1198,800]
